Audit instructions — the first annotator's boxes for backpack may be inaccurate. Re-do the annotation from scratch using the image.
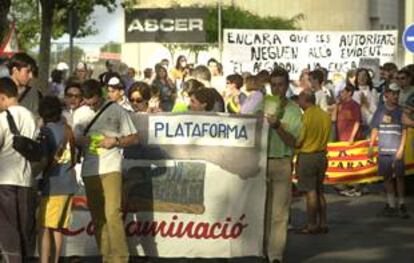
[5,110,43,162]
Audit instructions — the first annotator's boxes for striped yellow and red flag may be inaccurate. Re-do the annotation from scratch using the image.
[324,128,414,184]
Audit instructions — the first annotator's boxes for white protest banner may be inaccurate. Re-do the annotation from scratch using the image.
[223,29,398,79]
[61,113,268,258]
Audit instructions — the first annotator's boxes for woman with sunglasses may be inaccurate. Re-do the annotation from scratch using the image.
[128,81,152,113]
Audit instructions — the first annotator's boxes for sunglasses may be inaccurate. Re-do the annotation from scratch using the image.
[130,97,145,103]
[65,93,82,99]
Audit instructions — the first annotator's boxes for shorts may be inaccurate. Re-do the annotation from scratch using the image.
[378,155,405,180]
[296,152,327,192]
[38,195,73,229]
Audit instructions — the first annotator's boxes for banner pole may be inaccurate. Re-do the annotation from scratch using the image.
[218,0,222,62]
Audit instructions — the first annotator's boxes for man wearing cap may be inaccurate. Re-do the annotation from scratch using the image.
[106,75,133,112]
[74,62,88,83]
[99,60,115,86]
[56,62,69,82]
[369,83,409,218]
[377,63,398,92]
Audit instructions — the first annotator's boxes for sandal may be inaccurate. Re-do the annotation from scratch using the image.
[295,226,319,235]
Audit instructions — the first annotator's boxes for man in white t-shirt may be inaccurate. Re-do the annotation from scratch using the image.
[106,76,133,112]
[0,77,37,262]
[8,53,42,118]
[74,79,138,263]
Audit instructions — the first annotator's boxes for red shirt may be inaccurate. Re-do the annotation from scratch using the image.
[336,99,362,141]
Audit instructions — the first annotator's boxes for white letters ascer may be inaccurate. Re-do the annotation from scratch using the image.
[128,18,203,32]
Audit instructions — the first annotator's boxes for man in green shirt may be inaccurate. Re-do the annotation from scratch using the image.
[264,68,302,263]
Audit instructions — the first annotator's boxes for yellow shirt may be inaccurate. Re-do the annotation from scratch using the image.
[297,105,331,153]
[170,68,185,81]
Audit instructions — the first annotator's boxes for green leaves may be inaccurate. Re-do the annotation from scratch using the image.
[9,0,118,51]
[100,41,121,53]
[206,5,303,43]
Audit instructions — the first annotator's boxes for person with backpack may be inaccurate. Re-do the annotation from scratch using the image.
[37,96,78,263]
[0,77,37,262]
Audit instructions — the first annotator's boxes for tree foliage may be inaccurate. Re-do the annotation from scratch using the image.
[8,0,39,51]
[9,0,118,51]
[0,0,11,42]
[100,41,121,53]
[205,5,303,43]
[7,0,119,91]
[60,45,85,65]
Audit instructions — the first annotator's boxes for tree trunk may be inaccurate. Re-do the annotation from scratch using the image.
[0,0,11,42]
[38,0,55,93]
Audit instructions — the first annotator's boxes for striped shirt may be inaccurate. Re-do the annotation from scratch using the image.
[371,104,404,155]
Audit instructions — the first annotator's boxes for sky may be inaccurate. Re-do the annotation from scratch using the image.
[53,1,123,54]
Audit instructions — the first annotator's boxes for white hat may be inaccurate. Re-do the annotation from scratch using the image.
[386,83,400,92]
[107,76,121,86]
[56,62,69,71]
[76,62,87,71]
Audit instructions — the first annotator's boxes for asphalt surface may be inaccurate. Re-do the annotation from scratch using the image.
[61,182,414,263]
[285,183,414,263]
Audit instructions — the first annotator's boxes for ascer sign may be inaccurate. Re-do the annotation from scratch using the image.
[127,18,203,33]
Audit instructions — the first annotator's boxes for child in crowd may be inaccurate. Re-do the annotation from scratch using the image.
[369,83,409,218]
[37,96,78,263]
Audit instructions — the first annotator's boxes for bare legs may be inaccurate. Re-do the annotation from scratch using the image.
[39,228,63,263]
[304,186,327,230]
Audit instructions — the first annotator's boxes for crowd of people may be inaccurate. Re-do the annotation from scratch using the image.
[0,51,413,263]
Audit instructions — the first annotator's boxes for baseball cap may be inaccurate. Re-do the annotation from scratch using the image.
[76,62,87,71]
[56,62,69,71]
[107,76,125,90]
[385,83,400,92]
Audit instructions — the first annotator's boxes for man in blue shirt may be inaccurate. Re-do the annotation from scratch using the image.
[369,83,409,218]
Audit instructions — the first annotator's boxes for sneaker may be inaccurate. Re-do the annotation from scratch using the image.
[339,189,362,197]
[377,205,398,217]
[351,189,362,197]
[339,189,355,197]
[399,204,411,219]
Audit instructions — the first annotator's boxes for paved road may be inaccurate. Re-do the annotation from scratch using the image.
[63,182,414,263]
[285,184,414,263]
